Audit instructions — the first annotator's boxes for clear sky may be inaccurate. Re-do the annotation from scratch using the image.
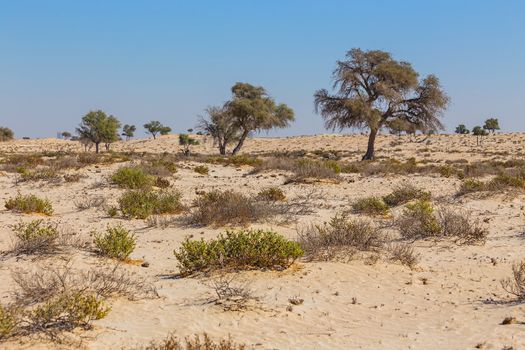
[1,0,524,138]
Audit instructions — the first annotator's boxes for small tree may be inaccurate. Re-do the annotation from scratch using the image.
[122,124,136,140]
[0,127,14,142]
[315,48,449,160]
[76,110,121,153]
[227,82,294,155]
[143,121,171,139]
[198,105,241,155]
[483,118,500,134]
[472,126,488,146]
[61,131,72,139]
[455,124,470,134]
[179,133,199,156]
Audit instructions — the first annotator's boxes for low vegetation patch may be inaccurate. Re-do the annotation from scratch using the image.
[111,166,155,189]
[174,229,303,275]
[5,193,53,215]
[457,178,486,196]
[257,187,286,202]
[118,189,185,219]
[0,304,17,340]
[138,333,246,350]
[501,260,525,301]
[382,184,431,207]
[94,224,136,261]
[252,157,340,182]
[352,197,389,216]
[193,165,209,175]
[386,243,420,268]
[10,220,60,255]
[297,214,385,261]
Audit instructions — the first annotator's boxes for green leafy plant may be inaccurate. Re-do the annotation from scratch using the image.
[396,200,441,240]
[257,187,286,202]
[5,193,53,215]
[352,196,389,215]
[118,190,184,219]
[111,166,155,189]
[12,220,60,255]
[194,165,209,175]
[174,230,303,275]
[382,184,431,207]
[457,178,486,195]
[94,224,136,260]
[0,304,17,339]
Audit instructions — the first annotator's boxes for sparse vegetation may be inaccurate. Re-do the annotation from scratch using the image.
[11,220,60,255]
[501,260,525,301]
[111,166,155,189]
[118,189,185,219]
[0,304,17,339]
[386,243,420,268]
[94,224,136,260]
[5,193,53,215]
[257,187,286,202]
[352,197,389,216]
[0,127,14,142]
[174,230,303,275]
[138,333,246,350]
[194,165,209,175]
[382,184,431,206]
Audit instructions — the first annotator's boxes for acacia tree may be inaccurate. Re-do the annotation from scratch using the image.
[0,127,14,142]
[227,82,294,155]
[314,48,449,160]
[122,124,136,140]
[483,118,500,133]
[198,105,240,155]
[61,131,72,139]
[76,110,121,153]
[179,133,199,156]
[455,124,470,134]
[472,126,488,146]
[144,121,171,139]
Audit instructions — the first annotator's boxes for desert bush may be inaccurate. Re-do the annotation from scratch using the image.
[74,195,106,210]
[382,184,431,207]
[457,178,486,196]
[0,304,17,339]
[63,173,82,182]
[352,197,389,216]
[203,274,258,312]
[501,260,525,301]
[111,166,155,189]
[29,291,109,332]
[194,165,209,175]
[94,224,136,260]
[107,206,119,217]
[188,190,279,226]
[396,200,441,240]
[487,173,525,190]
[11,220,60,255]
[118,190,185,219]
[252,157,339,182]
[437,209,488,244]
[146,215,178,229]
[140,333,246,350]
[205,155,261,167]
[16,167,60,183]
[155,177,171,188]
[257,187,286,202]
[297,214,385,261]
[386,243,420,268]
[5,193,53,215]
[144,157,178,175]
[174,230,303,275]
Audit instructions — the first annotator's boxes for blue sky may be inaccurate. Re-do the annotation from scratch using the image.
[0,0,524,138]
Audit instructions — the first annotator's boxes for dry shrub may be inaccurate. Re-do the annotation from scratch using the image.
[15,167,61,184]
[256,187,286,201]
[382,184,431,207]
[0,304,18,340]
[501,261,525,301]
[74,195,106,210]
[487,173,525,191]
[5,193,53,215]
[139,333,246,350]
[297,214,385,261]
[352,197,389,216]
[437,209,487,245]
[252,157,339,182]
[9,220,61,256]
[386,243,420,268]
[63,173,82,182]
[457,178,486,196]
[203,274,258,311]
[194,165,209,175]
[146,215,178,229]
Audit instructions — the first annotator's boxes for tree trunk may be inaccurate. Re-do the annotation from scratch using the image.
[95,142,100,154]
[361,128,378,161]
[231,130,249,155]
[152,134,156,139]
[219,142,226,155]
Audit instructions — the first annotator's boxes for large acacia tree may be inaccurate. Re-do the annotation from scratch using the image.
[314,48,449,160]
[227,82,294,155]
[77,110,121,153]
[198,105,240,155]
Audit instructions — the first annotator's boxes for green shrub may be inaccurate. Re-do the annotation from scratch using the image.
[0,304,17,339]
[30,291,109,331]
[352,197,389,215]
[94,224,136,260]
[118,190,184,219]
[194,165,209,175]
[5,193,53,215]
[323,160,342,174]
[12,220,59,255]
[487,173,525,190]
[396,200,441,240]
[257,187,286,202]
[439,165,464,178]
[174,230,303,275]
[111,166,155,189]
[383,184,431,206]
[107,206,118,218]
[457,178,486,195]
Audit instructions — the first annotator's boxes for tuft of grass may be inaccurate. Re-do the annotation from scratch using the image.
[0,304,17,340]
[194,165,209,175]
[118,190,185,219]
[297,214,385,261]
[386,243,420,268]
[12,220,60,255]
[352,196,389,216]
[257,187,286,202]
[94,224,136,261]
[111,166,155,189]
[5,193,53,215]
[138,333,246,350]
[382,184,431,207]
[487,173,525,190]
[174,230,303,275]
[457,178,486,196]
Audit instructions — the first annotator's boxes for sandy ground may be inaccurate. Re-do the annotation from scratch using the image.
[1,133,524,349]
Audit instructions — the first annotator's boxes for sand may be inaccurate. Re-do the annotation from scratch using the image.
[0,133,524,349]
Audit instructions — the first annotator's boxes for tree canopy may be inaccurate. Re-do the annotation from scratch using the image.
[198,105,241,155]
[76,110,121,153]
[483,118,500,133]
[455,124,470,134]
[122,124,136,140]
[143,121,171,139]
[314,48,449,160]
[0,127,14,142]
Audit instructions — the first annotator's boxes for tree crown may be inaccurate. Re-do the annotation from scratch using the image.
[76,110,121,145]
